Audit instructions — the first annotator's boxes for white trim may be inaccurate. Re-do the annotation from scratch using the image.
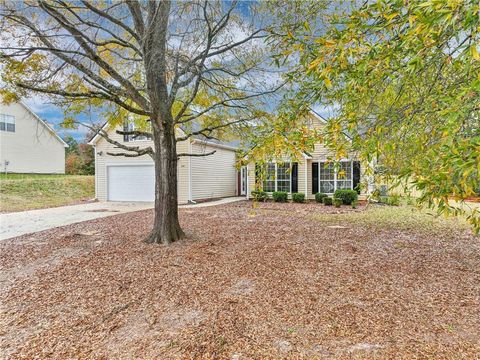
[188,139,193,202]
[246,166,250,199]
[88,122,109,145]
[94,145,98,199]
[105,161,154,166]
[263,162,292,193]
[191,138,238,151]
[304,158,308,197]
[318,160,354,194]
[19,101,69,147]
[240,166,247,196]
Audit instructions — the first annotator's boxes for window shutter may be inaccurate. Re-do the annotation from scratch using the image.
[353,161,361,194]
[291,162,298,193]
[312,162,319,194]
[123,120,129,142]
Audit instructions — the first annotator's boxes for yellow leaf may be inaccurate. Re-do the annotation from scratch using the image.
[471,45,480,61]
[324,77,332,88]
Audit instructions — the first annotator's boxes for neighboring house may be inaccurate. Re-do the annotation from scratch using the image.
[88,123,239,203]
[243,110,370,200]
[0,102,68,174]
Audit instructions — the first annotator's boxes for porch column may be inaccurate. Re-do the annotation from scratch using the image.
[304,158,308,198]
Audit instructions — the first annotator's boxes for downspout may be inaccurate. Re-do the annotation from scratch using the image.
[188,140,196,204]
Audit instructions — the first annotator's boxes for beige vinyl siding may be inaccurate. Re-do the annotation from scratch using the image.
[245,112,368,200]
[190,142,237,200]
[94,125,189,203]
[0,102,66,174]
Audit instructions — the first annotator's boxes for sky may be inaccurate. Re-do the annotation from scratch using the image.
[24,97,93,142]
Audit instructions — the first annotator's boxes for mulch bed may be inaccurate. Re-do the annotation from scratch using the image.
[0,201,479,359]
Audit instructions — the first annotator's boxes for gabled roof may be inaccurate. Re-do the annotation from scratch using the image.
[20,102,69,148]
[308,108,353,141]
[88,120,239,150]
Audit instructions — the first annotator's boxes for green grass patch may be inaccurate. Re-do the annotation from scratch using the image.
[310,204,468,233]
[0,173,72,180]
[0,175,94,212]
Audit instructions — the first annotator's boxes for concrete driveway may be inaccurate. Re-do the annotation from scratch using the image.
[0,202,153,241]
[0,197,246,241]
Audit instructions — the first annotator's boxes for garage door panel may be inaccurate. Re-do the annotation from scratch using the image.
[107,165,155,202]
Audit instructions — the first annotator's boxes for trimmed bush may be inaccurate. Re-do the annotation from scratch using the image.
[272,191,288,203]
[334,198,343,207]
[323,196,333,206]
[334,189,358,205]
[315,192,328,203]
[292,192,305,203]
[379,195,400,206]
[251,190,267,202]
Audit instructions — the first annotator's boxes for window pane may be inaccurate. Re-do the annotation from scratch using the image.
[277,163,290,193]
[5,115,15,124]
[320,162,335,180]
[337,161,352,180]
[337,180,351,190]
[263,163,275,192]
[320,180,335,193]
[6,123,15,132]
[0,122,5,131]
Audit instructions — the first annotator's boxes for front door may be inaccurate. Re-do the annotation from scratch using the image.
[240,166,247,195]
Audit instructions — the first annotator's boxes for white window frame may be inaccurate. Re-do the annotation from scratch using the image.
[263,162,292,193]
[0,114,15,133]
[126,121,151,142]
[319,160,353,194]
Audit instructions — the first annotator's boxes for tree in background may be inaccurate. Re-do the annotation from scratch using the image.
[275,0,480,232]
[64,135,94,175]
[0,1,283,244]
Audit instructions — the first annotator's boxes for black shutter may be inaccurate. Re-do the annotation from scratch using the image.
[291,162,298,193]
[123,120,129,142]
[353,161,361,194]
[312,162,319,194]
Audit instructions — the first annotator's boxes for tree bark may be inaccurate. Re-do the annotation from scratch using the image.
[145,118,185,244]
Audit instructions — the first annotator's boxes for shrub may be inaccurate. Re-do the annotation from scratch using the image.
[351,200,359,209]
[251,190,267,202]
[272,191,288,203]
[379,195,400,206]
[334,189,358,205]
[323,197,333,206]
[333,198,343,207]
[315,192,328,203]
[292,192,305,203]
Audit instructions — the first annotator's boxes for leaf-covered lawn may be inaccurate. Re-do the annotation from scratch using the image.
[0,202,478,359]
[0,175,94,212]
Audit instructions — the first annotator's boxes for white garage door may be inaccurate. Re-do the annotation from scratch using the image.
[107,165,155,202]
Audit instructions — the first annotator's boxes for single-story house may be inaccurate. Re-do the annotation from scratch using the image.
[0,101,68,174]
[88,124,240,203]
[89,110,369,203]
[243,111,369,200]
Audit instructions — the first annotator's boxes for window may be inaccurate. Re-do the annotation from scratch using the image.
[276,163,291,192]
[262,162,291,193]
[263,163,276,192]
[0,114,15,132]
[319,161,353,193]
[337,161,352,190]
[124,121,152,141]
[319,162,335,193]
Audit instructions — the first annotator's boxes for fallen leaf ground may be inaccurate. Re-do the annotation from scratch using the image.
[0,201,479,359]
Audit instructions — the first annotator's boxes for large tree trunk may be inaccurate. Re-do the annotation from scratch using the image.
[145,122,185,244]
